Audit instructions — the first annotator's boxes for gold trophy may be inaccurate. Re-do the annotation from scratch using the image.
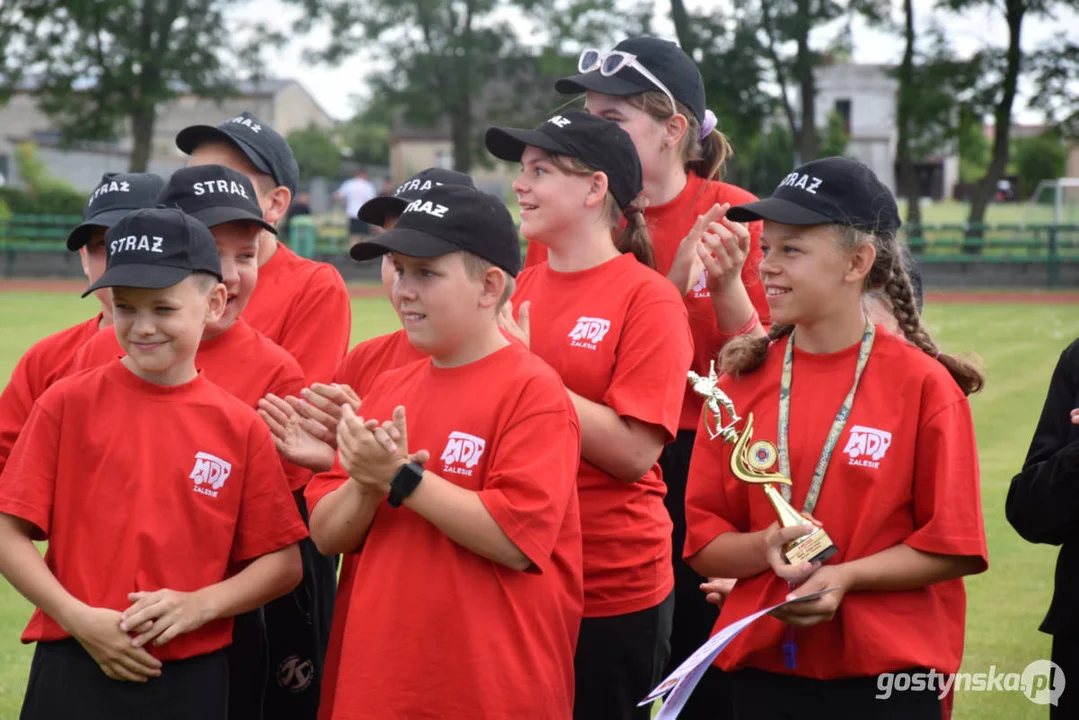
[689,361,838,566]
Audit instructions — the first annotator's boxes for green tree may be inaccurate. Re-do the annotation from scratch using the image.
[668,0,777,186]
[942,0,1079,247]
[755,0,889,162]
[287,125,343,182]
[819,110,849,158]
[1014,132,1067,197]
[290,0,648,173]
[340,98,392,168]
[0,0,280,172]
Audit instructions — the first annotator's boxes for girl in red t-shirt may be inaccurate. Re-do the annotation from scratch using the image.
[487,110,697,719]
[545,38,772,706]
[684,157,988,719]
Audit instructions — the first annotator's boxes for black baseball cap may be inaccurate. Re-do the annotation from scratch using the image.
[66,173,167,251]
[83,208,223,298]
[157,165,277,235]
[727,157,902,236]
[349,185,522,277]
[358,168,475,227]
[486,110,643,209]
[555,36,706,123]
[175,111,300,197]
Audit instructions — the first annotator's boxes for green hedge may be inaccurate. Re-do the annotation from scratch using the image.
[0,187,85,216]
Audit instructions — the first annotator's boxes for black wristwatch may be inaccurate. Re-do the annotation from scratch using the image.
[388,462,425,508]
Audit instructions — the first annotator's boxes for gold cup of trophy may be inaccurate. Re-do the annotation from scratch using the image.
[688,361,838,566]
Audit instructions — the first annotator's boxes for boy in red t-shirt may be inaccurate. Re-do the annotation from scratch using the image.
[0,172,164,474]
[256,167,474,718]
[0,207,306,720]
[177,111,351,386]
[684,157,988,719]
[305,184,584,719]
[71,165,331,720]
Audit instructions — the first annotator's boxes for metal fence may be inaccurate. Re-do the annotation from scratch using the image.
[4,214,1079,285]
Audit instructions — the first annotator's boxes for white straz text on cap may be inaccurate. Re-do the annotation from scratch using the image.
[87,180,131,207]
[109,235,164,255]
[193,180,250,199]
[778,172,823,195]
[404,198,449,218]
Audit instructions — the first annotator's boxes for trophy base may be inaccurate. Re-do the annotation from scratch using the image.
[784,526,839,566]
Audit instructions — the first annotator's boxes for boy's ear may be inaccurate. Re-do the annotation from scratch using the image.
[478,266,507,310]
[260,186,291,226]
[205,282,228,323]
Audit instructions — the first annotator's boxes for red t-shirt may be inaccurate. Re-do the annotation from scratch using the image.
[332,328,425,399]
[0,314,101,475]
[317,327,425,719]
[243,241,352,385]
[514,253,693,617]
[72,320,311,490]
[524,172,770,430]
[683,330,989,678]
[0,360,308,661]
[305,342,583,719]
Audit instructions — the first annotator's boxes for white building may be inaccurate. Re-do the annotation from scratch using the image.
[812,63,958,201]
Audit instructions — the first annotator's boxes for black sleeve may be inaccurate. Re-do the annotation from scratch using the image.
[1006,339,1079,545]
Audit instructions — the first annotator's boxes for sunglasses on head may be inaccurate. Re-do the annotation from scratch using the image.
[578,49,678,116]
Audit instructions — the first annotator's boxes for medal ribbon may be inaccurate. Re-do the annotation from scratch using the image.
[776,320,875,514]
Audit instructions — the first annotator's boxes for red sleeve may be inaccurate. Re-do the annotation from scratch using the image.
[905,392,989,567]
[267,367,314,491]
[478,382,581,574]
[231,421,309,563]
[277,266,352,385]
[683,421,752,559]
[603,296,693,441]
[303,460,350,516]
[523,239,547,269]
[0,355,38,475]
[0,398,60,540]
[740,219,771,327]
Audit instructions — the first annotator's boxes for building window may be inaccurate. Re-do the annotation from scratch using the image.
[435,149,454,170]
[834,99,852,135]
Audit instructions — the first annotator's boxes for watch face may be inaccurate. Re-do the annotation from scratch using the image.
[389,462,424,507]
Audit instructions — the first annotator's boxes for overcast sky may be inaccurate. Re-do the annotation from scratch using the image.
[237,0,1074,123]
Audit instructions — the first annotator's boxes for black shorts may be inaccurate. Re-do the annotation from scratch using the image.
[20,638,227,720]
[227,491,336,720]
[573,591,674,720]
[728,667,941,720]
[348,218,370,236]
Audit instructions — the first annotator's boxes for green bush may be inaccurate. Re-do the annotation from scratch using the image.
[0,186,85,216]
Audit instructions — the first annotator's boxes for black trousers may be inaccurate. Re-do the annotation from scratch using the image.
[228,492,337,720]
[1051,635,1076,719]
[574,591,674,720]
[661,429,734,720]
[21,638,227,720]
[728,667,942,720]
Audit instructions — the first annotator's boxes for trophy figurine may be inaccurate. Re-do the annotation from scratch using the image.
[688,361,838,566]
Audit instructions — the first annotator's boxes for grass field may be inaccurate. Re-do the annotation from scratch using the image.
[0,290,1077,718]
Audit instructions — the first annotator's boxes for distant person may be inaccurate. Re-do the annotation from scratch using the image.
[334,169,376,244]
[283,190,313,239]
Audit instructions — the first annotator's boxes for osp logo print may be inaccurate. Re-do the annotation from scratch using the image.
[440,432,486,477]
[568,317,611,350]
[190,451,232,498]
[843,425,892,469]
